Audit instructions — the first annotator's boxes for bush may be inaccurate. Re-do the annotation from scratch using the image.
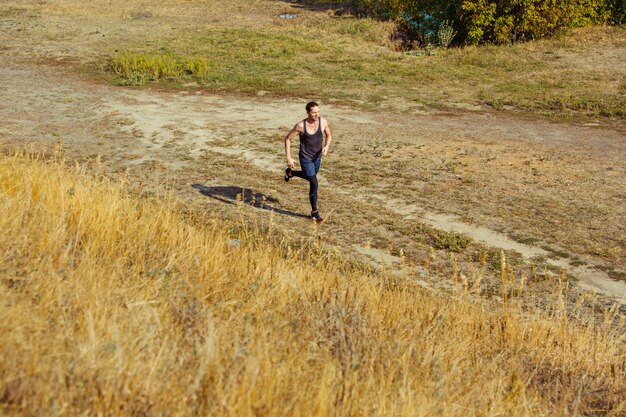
[459,0,611,44]
[606,0,626,23]
[349,0,616,45]
[437,20,458,47]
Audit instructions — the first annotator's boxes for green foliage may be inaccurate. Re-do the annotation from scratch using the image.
[349,0,616,45]
[109,51,210,86]
[458,0,612,45]
[460,0,497,44]
[606,0,626,23]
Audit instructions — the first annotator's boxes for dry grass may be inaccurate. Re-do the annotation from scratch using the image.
[1,152,624,416]
[1,3,625,413]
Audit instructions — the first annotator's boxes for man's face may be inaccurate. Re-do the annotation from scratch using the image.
[307,106,320,121]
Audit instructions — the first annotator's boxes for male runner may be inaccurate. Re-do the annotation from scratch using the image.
[283,101,333,222]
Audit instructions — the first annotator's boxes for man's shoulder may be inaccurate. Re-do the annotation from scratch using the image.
[293,120,304,131]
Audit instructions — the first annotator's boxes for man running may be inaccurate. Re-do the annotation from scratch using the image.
[284,101,333,222]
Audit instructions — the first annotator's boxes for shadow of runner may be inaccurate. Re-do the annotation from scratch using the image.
[192,184,310,219]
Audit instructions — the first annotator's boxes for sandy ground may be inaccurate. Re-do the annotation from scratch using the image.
[1,1,625,305]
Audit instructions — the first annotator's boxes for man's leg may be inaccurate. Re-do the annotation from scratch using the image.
[296,155,323,221]
[308,155,322,219]
[308,175,318,213]
[289,171,318,212]
[290,169,308,179]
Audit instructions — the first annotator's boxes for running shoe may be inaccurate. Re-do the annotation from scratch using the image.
[284,167,292,182]
[311,210,323,223]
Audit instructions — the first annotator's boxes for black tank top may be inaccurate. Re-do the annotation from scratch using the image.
[299,119,323,160]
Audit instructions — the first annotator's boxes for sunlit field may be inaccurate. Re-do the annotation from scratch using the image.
[1,1,625,415]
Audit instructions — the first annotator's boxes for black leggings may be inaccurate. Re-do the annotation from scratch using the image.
[291,171,318,212]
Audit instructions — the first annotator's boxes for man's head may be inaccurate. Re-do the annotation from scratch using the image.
[306,101,320,121]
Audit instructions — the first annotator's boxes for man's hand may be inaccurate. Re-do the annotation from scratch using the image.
[322,146,329,156]
[287,157,295,169]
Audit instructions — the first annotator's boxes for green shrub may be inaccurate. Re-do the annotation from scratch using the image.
[459,0,497,44]
[605,0,626,23]
[349,0,615,45]
[458,0,611,44]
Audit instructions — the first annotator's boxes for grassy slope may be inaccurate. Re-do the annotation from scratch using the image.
[100,3,626,120]
[0,154,624,416]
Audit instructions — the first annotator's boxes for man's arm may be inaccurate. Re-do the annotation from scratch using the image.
[284,122,302,169]
[322,118,332,156]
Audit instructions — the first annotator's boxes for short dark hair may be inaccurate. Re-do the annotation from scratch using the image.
[306,101,319,112]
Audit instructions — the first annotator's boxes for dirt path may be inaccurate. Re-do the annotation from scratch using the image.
[2,61,625,304]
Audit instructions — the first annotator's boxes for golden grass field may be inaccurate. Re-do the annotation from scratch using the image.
[0,151,624,416]
[1,1,626,415]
